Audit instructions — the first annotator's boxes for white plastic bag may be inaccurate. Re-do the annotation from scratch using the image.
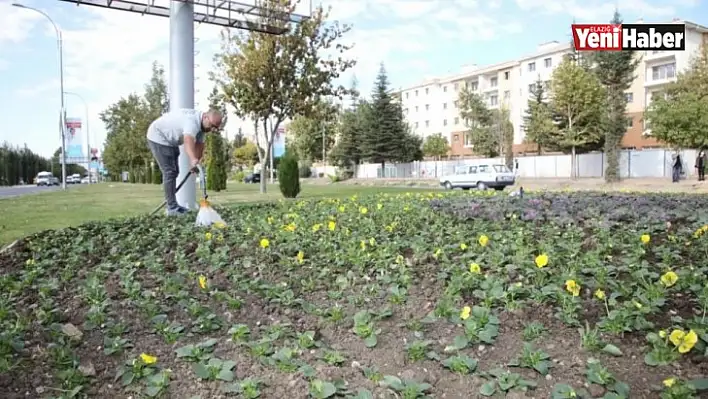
[195,200,225,227]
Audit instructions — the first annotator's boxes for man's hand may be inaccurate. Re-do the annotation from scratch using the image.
[190,158,200,173]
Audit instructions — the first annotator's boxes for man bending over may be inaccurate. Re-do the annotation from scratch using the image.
[147,108,224,216]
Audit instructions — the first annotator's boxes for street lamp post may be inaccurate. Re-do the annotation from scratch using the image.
[13,3,67,190]
[64,91,91,184]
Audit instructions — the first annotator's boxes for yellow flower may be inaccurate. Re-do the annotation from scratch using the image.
[360,240,367,250]
[660,271,678,287]
[216,234,224,243]
[140,353,157,365]
[460,243,468,250]
[213,222,226,229]
[469,263,481,274]
[328,220,336,231]
[565,280,581,297]
[433,248,442,259]
[198,275,207,290]
[395,254,404,264]
[283,223,297,232]
[663,378,676,388]
[594,289,606,300]
[633,300,643,309]
[403,205,410,211]
[640,234,651,244]
[296,251,305,264]
[369,237,375,246]
[460,306,471,320]
[266,216,274,224]
[478,235,489,247]
[338,205,346,212]
[669,329,698,354]
[360,207,368,214]
[377,203,383,210]
[659,330,667,338]
[535,253,549,268]
[259,238,270,249]
[311,223,322,232]
[205,232,212,240]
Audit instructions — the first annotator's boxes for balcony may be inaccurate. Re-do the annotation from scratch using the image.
[644,51,675,63]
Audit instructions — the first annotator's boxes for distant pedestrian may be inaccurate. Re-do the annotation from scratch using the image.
[514,159,519,176]
[672,153,683,183]
[696,150,706,181]
[146,108,224,216]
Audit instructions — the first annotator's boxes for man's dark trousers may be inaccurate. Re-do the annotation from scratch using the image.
[148,140,180,212]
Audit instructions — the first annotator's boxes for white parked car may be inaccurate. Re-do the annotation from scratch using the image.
[35,171,59,186]
[439,164,516,191]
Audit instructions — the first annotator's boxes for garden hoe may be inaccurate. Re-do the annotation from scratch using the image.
[194,164,226,227]
[149,171,194,216]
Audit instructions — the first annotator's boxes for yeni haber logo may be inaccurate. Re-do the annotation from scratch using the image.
[571,23,686,51]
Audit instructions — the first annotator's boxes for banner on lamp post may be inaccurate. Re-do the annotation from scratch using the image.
[64,117,84,164]
[272,127,286,158]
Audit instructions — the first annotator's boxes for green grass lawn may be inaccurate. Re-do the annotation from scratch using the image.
[0,182,429,245]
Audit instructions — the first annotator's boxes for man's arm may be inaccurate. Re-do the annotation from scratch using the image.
[195,142,205,161]
[183,135,199,165]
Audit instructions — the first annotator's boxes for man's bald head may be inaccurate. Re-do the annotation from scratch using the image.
[202,109,224,132]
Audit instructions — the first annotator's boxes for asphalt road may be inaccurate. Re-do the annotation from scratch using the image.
[0,185,65,199]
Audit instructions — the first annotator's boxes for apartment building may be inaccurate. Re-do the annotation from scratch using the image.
[399,19,708,157]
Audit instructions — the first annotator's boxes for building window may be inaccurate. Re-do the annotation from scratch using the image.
[454,134,459,142]
[415,90,418,96]
[415,106,418,112]
[470,82,478,91]
[454,100,459,108]
[454,117,459,125]
[443,119,448,126]
[503,90,510,100]
[405,92,409,99]
[443,86,447,92]
[490,77,498,87]
[489,95,498,106]
[443,103,447,109]
[464,133,473,147]
[504,71,510,80]
[543,80,551,90]
[425,104,429,110]
[404,108,408,113]
[414,122,419,128]
[528,62,536,72]
[454,83,459,90]
[425,120,429,127]
[651,62,676,80]
[425,88,429,94]
[625,93,633,103]
[528,84,535,93]
[544,57,552,68]
[627,118,633,128]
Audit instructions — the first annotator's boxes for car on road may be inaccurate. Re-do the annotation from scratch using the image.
[244,172,261,184]
[439,164,515,191]
[35,171,59,186]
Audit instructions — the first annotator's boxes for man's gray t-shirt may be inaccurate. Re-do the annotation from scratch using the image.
[147,109,206,147]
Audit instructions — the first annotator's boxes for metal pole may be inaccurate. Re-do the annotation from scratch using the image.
[64,91,91,184]
[13,3,66,189]
[322,122,326,174]
[170,0,196,210]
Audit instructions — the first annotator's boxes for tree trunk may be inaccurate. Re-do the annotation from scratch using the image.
[571,145,577,180]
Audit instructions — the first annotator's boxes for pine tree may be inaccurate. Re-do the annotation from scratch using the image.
[361,63,407,171]
[205,86,228,191]
[523,76,555,154]
[590,10,639,182]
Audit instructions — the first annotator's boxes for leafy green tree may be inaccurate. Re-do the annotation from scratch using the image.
[458,86,497,157]
[492,107,514,169]
[523,77,556,154]
[549,57,606,178]
[589,10,640,182]
[212,0,355,194]
[233,140,260,167]
[422,133,449,160]
[361,63,410,169]
[645,45,708,149]
[205,86,228,191]
[288,99,337,162]
[0,143,52,186]
[278,151,300,198]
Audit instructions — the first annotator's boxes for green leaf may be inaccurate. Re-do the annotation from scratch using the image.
[217,369,235,382]
[602,344,623,356]
[193,363,211,379]
[688,378,708,391]
[479,381,496,396]
[363,334,377,348]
